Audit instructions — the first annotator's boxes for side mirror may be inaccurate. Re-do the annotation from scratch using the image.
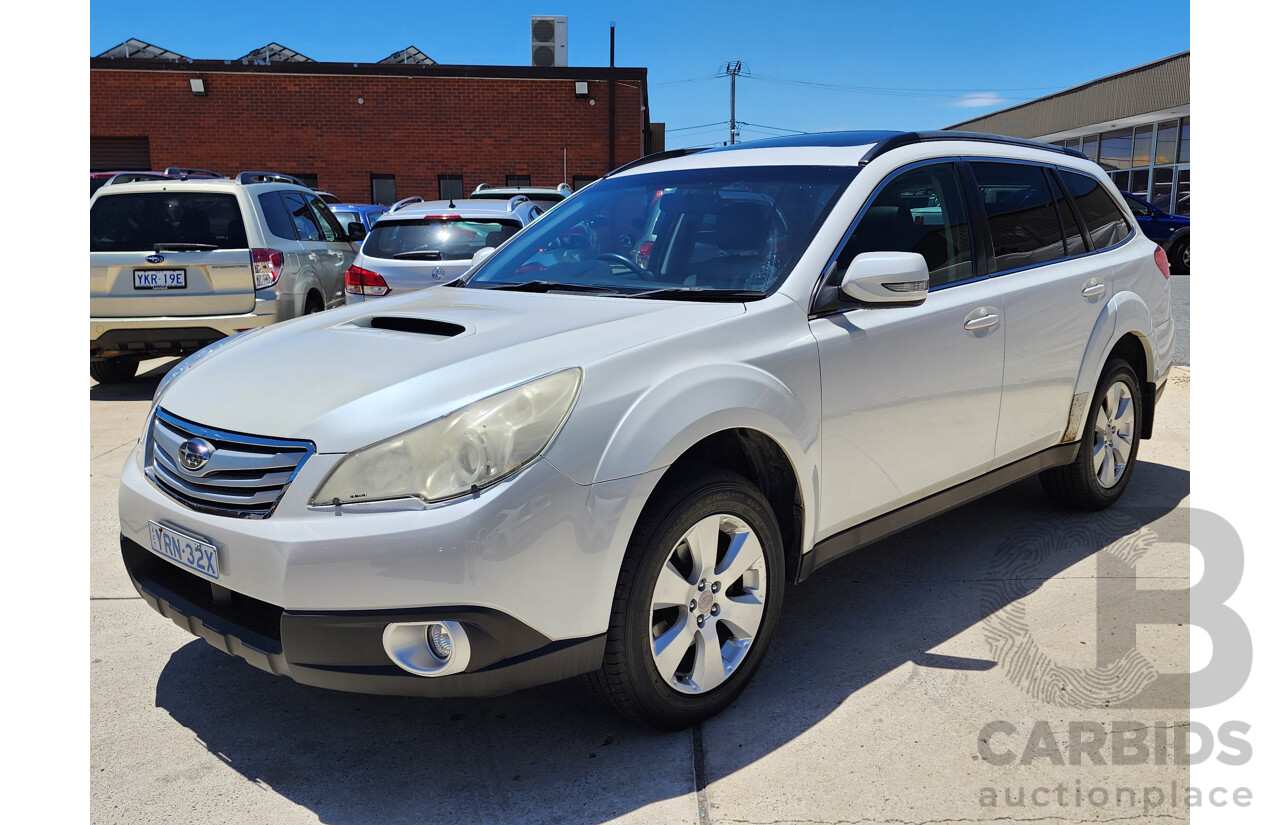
[346,222,367,241]
[840,251,929,306]
[471,247,497,267]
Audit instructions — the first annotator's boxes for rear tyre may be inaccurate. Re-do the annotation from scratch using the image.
[304,293,325,315]
[1169,236,1189,274]
[1040,358,1143,510]
[584,469,785,729]
[90,355,140,384]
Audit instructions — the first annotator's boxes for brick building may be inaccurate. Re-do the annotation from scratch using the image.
[90,40,653,205]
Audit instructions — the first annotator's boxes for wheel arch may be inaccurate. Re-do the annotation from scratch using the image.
[1073,291,1158,439]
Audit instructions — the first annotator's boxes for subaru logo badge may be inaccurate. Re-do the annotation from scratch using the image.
[432,267,446,280]
[178,437,214,471]
[146,254,165,264]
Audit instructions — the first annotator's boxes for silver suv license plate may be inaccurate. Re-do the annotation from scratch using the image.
[134,269,186,289]
[148,521,219,579]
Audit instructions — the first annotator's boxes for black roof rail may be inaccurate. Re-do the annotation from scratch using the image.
[236,171,309,187]
[860,130,1088,165]
[604,147,708,178]
[163,166,222,180]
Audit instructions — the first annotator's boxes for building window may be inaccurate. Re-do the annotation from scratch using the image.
[505,174,531,187]
[290,172,319,189]
[1175,168,1190,216]
[439,174,464,200]
[1099,128,1132,171]
[1154,120,1179,165]
[1080,134,1099,163]
[1178,117,1190,164]
[572,175,598,191]
[1132,125,1152,169]
[371,174,396,205]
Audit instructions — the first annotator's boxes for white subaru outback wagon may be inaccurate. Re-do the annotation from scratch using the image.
[118,131,1174,729]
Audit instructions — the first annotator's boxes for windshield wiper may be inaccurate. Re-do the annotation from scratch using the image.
[392,250,444,260]
[153,242,218,252]
[481,280,621,295]
[624,286,768,301]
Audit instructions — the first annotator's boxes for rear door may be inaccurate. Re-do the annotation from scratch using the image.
[973,161,1122,463]
[90,189,256,318]
[307,195,356,307]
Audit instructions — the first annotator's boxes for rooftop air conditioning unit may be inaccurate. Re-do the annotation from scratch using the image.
[531,16,567,67]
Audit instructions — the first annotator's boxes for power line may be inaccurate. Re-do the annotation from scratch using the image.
[666,120,730,133]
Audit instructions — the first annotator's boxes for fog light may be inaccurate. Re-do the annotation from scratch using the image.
[428,623,453,660]
[382,620,471,677]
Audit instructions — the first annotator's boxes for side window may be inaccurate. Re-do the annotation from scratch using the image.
[972,162,1066,273]
[832,163,973,289]
[258,191,298,241]
[307,195,345,242]
[1124,194,1152,218]
[1061,170,1131,250]
[280,192,322,241]
[1047,171,1086,256]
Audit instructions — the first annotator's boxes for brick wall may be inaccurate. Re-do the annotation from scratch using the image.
[90,64,648,204]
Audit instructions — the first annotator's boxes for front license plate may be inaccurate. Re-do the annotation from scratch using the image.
[134,269,186,289]
[148,521,219,580]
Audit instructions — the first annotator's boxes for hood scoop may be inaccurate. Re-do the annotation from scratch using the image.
[368,316,466,337]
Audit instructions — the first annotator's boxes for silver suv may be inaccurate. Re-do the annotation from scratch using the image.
[344,196,544,301]
[117,131,1173,728]
[89,172,365,383]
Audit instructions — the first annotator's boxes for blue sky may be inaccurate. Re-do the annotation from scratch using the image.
[88,0,1190,150]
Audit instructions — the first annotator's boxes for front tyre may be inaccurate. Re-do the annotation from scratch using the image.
[1040,358,1143,510]
[585,469,785,729]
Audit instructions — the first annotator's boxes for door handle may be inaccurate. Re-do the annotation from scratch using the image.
[964,313,1000,331]
[1082,283,1106,298]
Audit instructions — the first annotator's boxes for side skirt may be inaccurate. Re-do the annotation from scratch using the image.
[795,442,1080,583]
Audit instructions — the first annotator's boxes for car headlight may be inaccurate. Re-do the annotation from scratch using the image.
[310,368,582,506]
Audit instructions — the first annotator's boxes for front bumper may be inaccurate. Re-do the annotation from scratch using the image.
[118,438,660,696]
[121,536,604,696]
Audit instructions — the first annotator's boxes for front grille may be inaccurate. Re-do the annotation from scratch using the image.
[145,408,314,519]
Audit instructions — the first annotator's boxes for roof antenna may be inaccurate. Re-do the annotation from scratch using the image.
[448,196,456,208]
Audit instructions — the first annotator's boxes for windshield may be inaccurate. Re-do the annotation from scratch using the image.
[90,191,248,252]
[463,166,855,296]
[361,218,523,261]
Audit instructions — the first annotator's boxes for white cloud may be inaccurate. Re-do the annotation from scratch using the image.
[948,93,1009,108]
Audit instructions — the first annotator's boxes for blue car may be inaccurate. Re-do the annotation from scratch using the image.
[1121,191,1189,274]
[328,203,387,236]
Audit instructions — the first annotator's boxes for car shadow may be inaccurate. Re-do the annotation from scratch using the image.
[153,461,1189,825]
[89,359,177,402]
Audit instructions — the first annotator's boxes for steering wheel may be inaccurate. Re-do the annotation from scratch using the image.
[596,253,647,277]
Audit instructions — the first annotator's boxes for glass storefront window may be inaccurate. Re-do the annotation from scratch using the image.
[1133,125,1152,168]
[1152,167,1174,212]
[1100,128,1133,171]
[1155,120,1179,165]
[1178,117,1190,164]
[1081,134,1099,162]
[1066,137,1082,154]
[1111,170,1131,191]
[1129,168,1150,199]
[1175,168,1190,216]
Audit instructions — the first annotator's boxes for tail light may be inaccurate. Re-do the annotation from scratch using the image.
[1153,245,1171,279]
[345,265,390,296]
[636,241,654,270]
[251,249,284,289]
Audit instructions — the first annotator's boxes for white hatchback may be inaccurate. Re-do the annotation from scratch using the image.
[118,130,1173,729]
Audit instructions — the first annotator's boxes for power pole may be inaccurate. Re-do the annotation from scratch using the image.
[718,61,746,145]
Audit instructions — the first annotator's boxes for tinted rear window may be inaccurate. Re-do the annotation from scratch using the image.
[90,192,247,252]
[362,219,523,261]
[1061,170,1131,249]
[972,162,1067,272]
